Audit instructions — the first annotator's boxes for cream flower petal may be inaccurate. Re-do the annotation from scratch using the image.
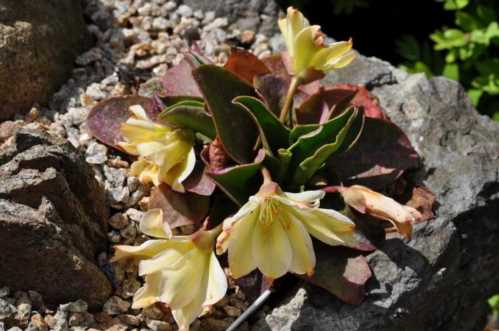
[132,272,162,309]
[138,242,192,276]
[139,209,172,239]
[297,207,356,246]
[130,159,160,186]
[282,190,325,208]
[158,249,206,308]
[226,210,258,278]
[216,200,259,255]
[136,141,170,159]
[285,7,310,57]
[129,104,149,120]
[309,40,353,70]
[203,252,228,306]
[171,288,205,331]
[118,142,138,155]
[323,49,357,70]
[285,214,316,276]
[121,120,166,143]
[293,25,323,75]
[177,147,196,184]
[112,239,173,262]
[252,214,292,279]
[340,185,421,239]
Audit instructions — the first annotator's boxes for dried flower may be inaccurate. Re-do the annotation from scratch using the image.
[339,185,423,239]
[278,7,356,79]
[113,209,227,331]
[119,105,196,192]
[217,176,370,280]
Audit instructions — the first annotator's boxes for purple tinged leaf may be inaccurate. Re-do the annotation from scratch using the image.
[161,59,203,98]
[86,96,156,148]
[328,118,420,190]
[306,244,372,304]
[224,48,270,85]
[148,184,210,229]
[182,163,216,196]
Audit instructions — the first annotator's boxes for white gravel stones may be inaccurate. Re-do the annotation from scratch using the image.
[0,299,17,320]
[85,141,108,164]
[3,0,271,329]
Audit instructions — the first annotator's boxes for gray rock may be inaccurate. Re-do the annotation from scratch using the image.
[59,300,88,314]
[0,128,111,308]
[0,0,90,120]
[252,55,499,330]
[0,299,16,320]
[178,0,280,35]
[102,296,131,315]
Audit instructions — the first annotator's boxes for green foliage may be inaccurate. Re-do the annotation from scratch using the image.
[397,0,499,120]
[489,294,499,314]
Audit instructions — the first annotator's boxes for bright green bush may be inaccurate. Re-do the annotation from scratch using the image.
[398,0,499,120]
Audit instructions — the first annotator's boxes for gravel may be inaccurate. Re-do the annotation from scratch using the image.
[1,0,270,329]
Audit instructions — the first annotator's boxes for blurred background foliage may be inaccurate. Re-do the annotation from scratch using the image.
[275,0,499,120]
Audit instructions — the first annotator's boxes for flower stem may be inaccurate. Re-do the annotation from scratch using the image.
[279,76,301,124]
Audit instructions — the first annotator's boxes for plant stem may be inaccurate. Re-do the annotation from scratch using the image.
[279,76,301,123]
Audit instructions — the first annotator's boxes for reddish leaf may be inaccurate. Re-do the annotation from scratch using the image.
[296,87,356,124]
[86,96,157,148]
[254,74,288,115]
[331,84,389,121]
[307,244,372,304]
[328,118,420,190]
[224,48,270,85]
[182,162,216,196]
[161,59,203,98]
[148,184,210,229]
[256,53,322,115]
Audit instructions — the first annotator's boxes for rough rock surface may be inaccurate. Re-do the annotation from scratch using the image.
[251,55,499,330]
[0,0,89,120]
[0,129,111,308]
[179,0,280,35]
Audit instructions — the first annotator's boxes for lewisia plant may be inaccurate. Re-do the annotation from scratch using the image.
[87,7,432,330]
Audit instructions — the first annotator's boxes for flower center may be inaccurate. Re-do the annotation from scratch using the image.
[259,197,291,230]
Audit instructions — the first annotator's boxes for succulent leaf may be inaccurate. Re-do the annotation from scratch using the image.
[233,96,290,154]
[291,109,364,186]
[160,101,216,140]
[193,65,258,164]
[207,150,266,206]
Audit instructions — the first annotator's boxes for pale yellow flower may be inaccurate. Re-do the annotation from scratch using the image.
[278,7,356,79]
[216,181,369,280]
[339,185,422,239]
[119,105,196,192]
[112,209,227,331]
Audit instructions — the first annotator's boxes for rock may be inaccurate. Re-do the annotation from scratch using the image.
[178,0,280,35]
[59,300,88,314]
[0,0,89,120]
[0,299,16,319]
[0,128,111,308]
[102,297,130,316]
[252,55,499,330]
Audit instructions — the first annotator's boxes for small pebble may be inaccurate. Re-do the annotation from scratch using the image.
[108,213,129,230]
[103,297,130,315]
[86,142,108,164]
[59,300,88,313]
